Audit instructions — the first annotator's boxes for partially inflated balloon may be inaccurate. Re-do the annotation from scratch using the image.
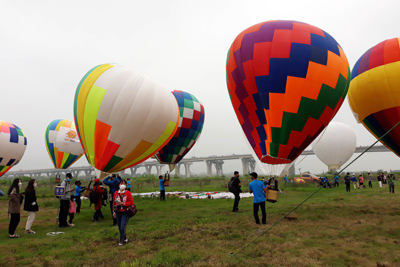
[348,38,400,158]
[312,122,356,170]
[74,64,180,173]
[226,20,350,164]
[0,121,27,177]
[155,90,205,170]
[45,119,83,169]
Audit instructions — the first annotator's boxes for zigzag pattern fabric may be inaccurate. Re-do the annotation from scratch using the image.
[226,20,350,164]
[155,90,205,165]
[349,38,400,158]
[0,121,27,177]
[45,119,83,169]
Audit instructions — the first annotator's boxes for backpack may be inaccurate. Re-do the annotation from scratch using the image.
[89,190,100,205]
[228,178,235,193]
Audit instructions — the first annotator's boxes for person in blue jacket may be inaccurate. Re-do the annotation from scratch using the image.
[73,180,86,214]
[248,172,267,224]
[103,174,122,225]
[159,175,165,200]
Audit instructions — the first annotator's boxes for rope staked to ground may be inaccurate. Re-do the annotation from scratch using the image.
[230,120,400,256]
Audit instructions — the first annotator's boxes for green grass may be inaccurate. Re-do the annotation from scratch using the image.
[0,178,399,266]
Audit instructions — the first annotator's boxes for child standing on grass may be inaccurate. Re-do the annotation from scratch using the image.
[24,179,39,234]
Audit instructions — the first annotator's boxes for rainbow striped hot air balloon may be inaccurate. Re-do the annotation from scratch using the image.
[45,119,83,169]
[0,121,27,177]
[226,20,350,164]
[348,38,400,157]
[155,90,205,170]
[74,64,180,173]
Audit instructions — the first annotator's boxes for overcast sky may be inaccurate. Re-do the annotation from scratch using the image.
[1,0,400,175]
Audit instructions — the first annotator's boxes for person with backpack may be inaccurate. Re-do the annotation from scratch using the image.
[229,171,242,212]
[91,178,105,222]
[8,178,23,238]
[113,180,133,246]
[24,179,39,234]
[248,172,267,224]
[103,174,122,225]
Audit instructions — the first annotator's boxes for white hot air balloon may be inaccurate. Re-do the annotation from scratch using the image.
[312,122,356,171]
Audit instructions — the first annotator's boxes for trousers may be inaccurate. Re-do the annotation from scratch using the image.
[9,213,20,235]
[25,211,36,230]
[253,201,266,224]
[116,212,129,243]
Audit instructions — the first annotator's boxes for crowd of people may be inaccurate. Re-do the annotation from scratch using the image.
[5,170,396,242]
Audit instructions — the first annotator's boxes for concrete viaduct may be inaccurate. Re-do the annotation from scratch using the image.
[2,145,390,178]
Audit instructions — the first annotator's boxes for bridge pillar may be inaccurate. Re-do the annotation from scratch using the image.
[205,160,213,177]
[213,160,224,177]
[175,163,181,177]
[71,170,79,178]
[241,158,255,175]
[241,158,249,175]
[145,166,152,175]
[155,165,161,176]
[183,162,192,177]
[84,170,92,178]
[129,167,137,176]
[248,158,255,173]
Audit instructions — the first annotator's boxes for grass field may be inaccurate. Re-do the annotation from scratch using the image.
[0,177,399,267]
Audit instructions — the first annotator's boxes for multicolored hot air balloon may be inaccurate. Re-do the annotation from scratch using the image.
[226,20,350,164]
[348,38,400,158]
[74,64,180,173]
[45,119,83,169]
[0,121,27,177]
[155,90,205,170]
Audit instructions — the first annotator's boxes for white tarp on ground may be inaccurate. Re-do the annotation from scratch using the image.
[133,191,254,199]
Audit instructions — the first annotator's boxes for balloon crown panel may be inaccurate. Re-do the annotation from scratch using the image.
[226,20,350,164]
[74,64,180,173]
[0,121,27,177]
[348,38,400,158]
[155,90,205,165]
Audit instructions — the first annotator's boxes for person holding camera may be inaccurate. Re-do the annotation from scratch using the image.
[59,173,74,227]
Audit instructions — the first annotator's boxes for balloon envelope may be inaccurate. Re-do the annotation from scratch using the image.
[155,90,205,169]
[0,121,27,177]
[226,20,350,164]
[348,37,400,158]
[312,122,356,170]
[45,119,83,169]
[74,64,180,173]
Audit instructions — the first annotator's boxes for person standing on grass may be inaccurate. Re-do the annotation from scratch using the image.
[351,174,358,190]
[334,174,339,187]
[344,173,351,192]
[248,172,267,224]
[230,171,242,212]
[113,180,133,246]
[92,178,105,222]
[159,175,166,201]
[8,178,22,238]
[73,180,85,214]
[377,173,383,188]
[368,172,373,188]
[359,174,364,189]
[127,178,131,192]
[388,173,395,193]
[24,179,39,234]
[59,173,74,228]
[103,174,122,226]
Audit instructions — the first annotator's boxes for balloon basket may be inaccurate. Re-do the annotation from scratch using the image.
[266,189,278,203]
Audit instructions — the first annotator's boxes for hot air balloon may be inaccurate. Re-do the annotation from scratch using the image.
[348,38,400,158]
[226,20,350,164]
[155,90,205,171]
[74,64,180,173]
[45,119,83,169]
[0,121,27,177]
[312,122,356,171]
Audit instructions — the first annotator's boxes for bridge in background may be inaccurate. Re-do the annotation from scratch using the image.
[3,145,390,178]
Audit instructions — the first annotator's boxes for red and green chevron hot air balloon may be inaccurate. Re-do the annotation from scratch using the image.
[226,20,350,164]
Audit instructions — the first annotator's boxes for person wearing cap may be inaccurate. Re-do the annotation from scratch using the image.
[92,178,105,222]
[248,172,267,224]
[59,173,74,227]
